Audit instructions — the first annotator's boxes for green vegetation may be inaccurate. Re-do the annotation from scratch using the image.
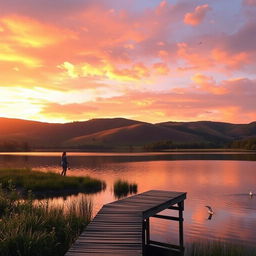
[0,183,92,256]
[0,141,30,152]
[0,168,106,196]
[113,179,137,199]
[229,137,256,150]
[144,140,221,151]
[184,241,256,256]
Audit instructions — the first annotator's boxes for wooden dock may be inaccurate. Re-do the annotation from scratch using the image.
[66,190,186,256]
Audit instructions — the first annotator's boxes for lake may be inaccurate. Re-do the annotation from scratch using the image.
[0,151,256,248]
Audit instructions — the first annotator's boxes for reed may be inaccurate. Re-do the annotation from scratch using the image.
[185,240,256,256]
[0,168,105,196]
[113,179,137,199]
[0,183,92,256]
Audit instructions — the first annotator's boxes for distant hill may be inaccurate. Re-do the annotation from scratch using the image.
[157,121,235,143]
[157,121,256,141]
[64,123,201,147]
[0,117,255,151]
[0,117,140,148]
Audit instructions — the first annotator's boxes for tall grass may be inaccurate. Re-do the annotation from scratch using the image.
[184,240,256,256]
[0,168,105,196]
[113,179,137,199]
[0,183,92,256]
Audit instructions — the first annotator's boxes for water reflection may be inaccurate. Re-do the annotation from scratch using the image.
[31,186,106,199]
[0,152,256,247]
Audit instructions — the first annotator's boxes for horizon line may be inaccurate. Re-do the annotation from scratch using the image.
[0,116,255,126]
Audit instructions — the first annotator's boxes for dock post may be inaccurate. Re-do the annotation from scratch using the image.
[146,218,150,245]
[142,219,146,254]
[178,201,184,250]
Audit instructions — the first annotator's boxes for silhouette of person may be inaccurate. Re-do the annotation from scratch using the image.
[61,152,68,176]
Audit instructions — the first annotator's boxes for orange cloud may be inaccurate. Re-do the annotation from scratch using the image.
[0,15,76,69]
[177,42,211,69]
[153,63,170,75]
[211,48,249,69]
[191,73,228,95]
[0,49,41,67]
[0,15,75,48]
[184,4,211,26]
[58,61,150,81]
[78,6,146,49]
[113,63,150,80]
[158,50,169,59]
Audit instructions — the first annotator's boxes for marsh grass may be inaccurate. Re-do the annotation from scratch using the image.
[0,183,92,256]
[113,179,137,199]
[184,240,256,256]
[0,168,105,196]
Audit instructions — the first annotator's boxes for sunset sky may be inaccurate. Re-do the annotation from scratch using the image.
[0,0,255,123]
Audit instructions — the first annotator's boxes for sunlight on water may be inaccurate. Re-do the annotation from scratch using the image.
[0,152,256,247]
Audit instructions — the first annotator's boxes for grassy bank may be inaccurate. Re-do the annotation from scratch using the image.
[0,185,92,256]
[184,241,256,256]
[0,168,105,196]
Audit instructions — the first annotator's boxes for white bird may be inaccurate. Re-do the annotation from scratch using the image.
[249,191,253,197]
[205,205,214,215]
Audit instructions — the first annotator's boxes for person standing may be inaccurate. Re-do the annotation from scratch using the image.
[61,152,68,176]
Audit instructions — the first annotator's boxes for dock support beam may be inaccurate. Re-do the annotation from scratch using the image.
[146,218,150,245]
[145,200,185,254]
[178,201,184,250]
[142,218,150,254]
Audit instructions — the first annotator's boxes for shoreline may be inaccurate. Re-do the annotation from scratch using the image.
[0,149,255,157]
[0,148,256,153]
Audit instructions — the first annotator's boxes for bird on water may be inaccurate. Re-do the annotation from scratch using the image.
[205,205,214,215]
[205,205,214,220]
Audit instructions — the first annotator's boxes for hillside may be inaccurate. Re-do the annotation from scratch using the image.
[157,121,235,142]
[0,117,140,148]
[0,117,256,151]
[64,123,202,147]
[157,121,256,141]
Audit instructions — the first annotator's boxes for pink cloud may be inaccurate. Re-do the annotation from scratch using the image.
[211,48,249,69]
[176,21,255,72]
[177,42,212,69]
[191,73,228,95]
[184,4,211,26]
[244,0,256,5]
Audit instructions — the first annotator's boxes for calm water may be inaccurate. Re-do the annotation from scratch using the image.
[1,152,256,247]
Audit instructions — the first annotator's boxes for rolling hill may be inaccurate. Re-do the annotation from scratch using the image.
[64,123,202,147]
[0,117,255,150]
[0,117,140,148]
